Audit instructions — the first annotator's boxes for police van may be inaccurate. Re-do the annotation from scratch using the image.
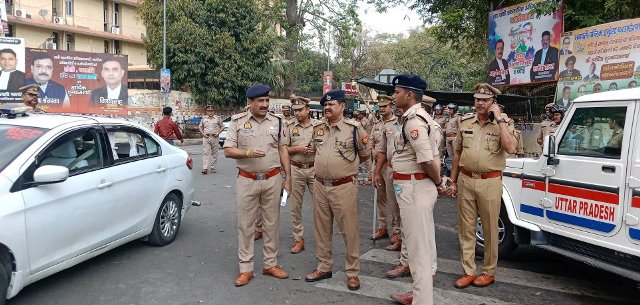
[489,88,640,281]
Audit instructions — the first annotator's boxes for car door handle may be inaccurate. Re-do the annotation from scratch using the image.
[97,181,113,189]
[156,167,167,173]
[602,165,616,173]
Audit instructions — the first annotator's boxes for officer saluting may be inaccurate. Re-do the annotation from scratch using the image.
[449,83,517,289]
[304,89,370,291]
[199,105,223,174]
[223,83,292,287]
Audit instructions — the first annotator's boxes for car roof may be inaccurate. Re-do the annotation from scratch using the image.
[574,87,640,103]
[0,113,142,129]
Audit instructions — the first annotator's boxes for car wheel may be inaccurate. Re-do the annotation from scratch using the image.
[0,263,8,305]
[147,193,182,246]
[475,203,518,258]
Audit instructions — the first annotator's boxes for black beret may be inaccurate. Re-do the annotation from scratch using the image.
[246,83,271,99]
[319,89,346,106]
[392,74,427,91]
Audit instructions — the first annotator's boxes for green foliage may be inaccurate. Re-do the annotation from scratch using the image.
[138,0,279,107]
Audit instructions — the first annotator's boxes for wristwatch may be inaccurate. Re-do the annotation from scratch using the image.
[498,118,508,124]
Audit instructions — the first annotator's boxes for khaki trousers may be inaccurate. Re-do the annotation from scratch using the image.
[236,174,282,273]
[383,167,401,235]
[312,178,360,277]
[394,178,436,305]
[457,174,502,276]
[446,136,455,159]
[290,165,315,241]
[202,136,219,170]
[375,166,389,229]
[438,133,446,158]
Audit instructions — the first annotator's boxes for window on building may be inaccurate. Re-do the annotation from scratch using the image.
[557,106,628,159]
[113,3,120,27]
[65,34,74,51]
[104,40,110,53]
[65,0,73,16]
[52,0,58,16]
[6,25,13,37]
[114,40,121,54]
[103,3,108,31]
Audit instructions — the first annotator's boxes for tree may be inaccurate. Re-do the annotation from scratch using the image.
[138,0,279,107]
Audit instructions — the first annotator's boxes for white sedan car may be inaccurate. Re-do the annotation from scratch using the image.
[0,112,197,304]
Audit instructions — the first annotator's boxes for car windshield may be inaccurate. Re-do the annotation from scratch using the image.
[0,124,48,172]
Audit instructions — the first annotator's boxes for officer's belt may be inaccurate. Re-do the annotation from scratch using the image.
[238,167,281,180]
[446,133,457,137]
[392,171,429,181]
[315,175,354,187]
[460,168,501,179]
[291,160,314,169]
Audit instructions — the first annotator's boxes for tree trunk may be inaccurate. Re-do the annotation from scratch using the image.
[284,0,301,97]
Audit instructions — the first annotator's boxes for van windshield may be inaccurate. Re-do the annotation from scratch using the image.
[0,125,48,171]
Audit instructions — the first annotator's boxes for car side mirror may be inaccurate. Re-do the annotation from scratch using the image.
[32,165,69,185]
[543,135,559,165]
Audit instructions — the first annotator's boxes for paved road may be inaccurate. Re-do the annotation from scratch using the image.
[7,146,640,305]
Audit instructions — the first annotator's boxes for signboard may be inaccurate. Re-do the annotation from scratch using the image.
[487,0,563,86]
[555,18,640,106]
[160,68,170,93]
[322,71,333,94]
[342,82,359,95]
[25,49,128,114]
[0,37,26,103]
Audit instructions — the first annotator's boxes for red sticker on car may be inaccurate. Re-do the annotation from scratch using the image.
[4,127,43,140]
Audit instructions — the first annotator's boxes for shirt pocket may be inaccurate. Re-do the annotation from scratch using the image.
[485,134,501,153]
[462,132,474,148]
[268,127,280,147]
[237,129,256,148]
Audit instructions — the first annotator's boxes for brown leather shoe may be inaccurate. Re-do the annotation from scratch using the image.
[234,272,255,286]
[347,276,360,290]
[263,266,289,279]
[472,273,495,287]
[454,274,477,289]
[385,239,402,251]
[386,264,411,278]
[390,291,413,305]
[290,239,305,254]
[390,232,400,244]
[211,168,217,173]
[305,269,332,282]
[254,231,263,240]
[201,169,208,175]
[371,228,389,240]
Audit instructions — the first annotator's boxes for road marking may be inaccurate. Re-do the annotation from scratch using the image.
[360,249,625,301]
[315,271,520,305]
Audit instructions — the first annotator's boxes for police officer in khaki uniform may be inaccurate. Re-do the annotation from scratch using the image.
[19,84,41,112]
[286,95,320,254]
[433,104,447,159]
[445,103,461,158]
[223,83,292,287]
[498,104,524,158]
[282,100,295,124]
[199,105,224,174]
[380,74,445,305]
[304,89,370,291]
[537,105,565,146]
[448,83,517,289]
[537,103,555,147]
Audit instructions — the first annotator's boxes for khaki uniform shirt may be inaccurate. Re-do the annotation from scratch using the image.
[288,118,320,163]
[607,129,623,149]
[390,104,441,174]
[538,119,554,144]
[223,112,288,172]
[360,117,373,134]
[445,114,461,137]
[455,113,516,172]
[313,117,370,179]
[579,126,603,149]
[372,117,387,153]
[199,115,223,136]
[379,116,400,160]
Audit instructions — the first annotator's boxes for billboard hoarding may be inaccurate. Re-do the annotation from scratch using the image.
[487,0,563,86]
[0,37,26,103]
[322,71,333,94]
[160,68,170,93]
[555,18,640,107]
[25,49,128,115]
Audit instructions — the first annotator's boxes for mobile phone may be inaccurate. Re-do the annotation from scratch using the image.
[488,111,495,121]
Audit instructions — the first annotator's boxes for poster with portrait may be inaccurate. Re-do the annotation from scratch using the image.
[160,68,170,93]
[0,0,8,35]
[487,0,564,86]
[0,37,26,103]
[25,49,128,114]
[555,18,640,107]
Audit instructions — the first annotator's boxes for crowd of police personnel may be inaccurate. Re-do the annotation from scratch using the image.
[217,74,519,305]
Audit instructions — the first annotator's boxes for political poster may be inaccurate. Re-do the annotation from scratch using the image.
[25,49,128,114]
[555,18,640,107]
[0,37,26,103]
[160,68,170,93]
[487,0,563,86]
[322,71,333,94]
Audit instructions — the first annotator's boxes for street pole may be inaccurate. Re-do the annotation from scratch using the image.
[326,30,330,71]
[162,0,168,107]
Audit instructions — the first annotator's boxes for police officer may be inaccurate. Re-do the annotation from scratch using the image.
[304,89,370,291]
[223,83,292,287]
[19,84,41,111]
[282,100,294,124]
[355,109,373,185]
[537,105,565,145]
[448,83,517,289]
[498,104,525,158]
[537,103,555,147]
[286,95,319,254]
[382,74,445,305]
[433,104,447,159]
[445,103,461,158]
[199,105,223,174]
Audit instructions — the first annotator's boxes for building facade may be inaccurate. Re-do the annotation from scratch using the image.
[6,0,147,66]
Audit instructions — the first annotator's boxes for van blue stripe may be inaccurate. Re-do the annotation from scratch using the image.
[546,210,616,233]
[520,204,544,217]
[630,228,640,240]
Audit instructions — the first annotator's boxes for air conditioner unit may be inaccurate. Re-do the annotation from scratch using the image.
[111,26,120,35]
[14,9,27,18]
[140,33,146,40]
[53,16,64,24]
[45,42,57,50]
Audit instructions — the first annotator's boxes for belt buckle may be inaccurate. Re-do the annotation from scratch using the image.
[323,179,332,186]
[256,173,266,180]
[471,172,481,179]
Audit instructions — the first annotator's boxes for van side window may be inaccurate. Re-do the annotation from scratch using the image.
[557,107,627,159]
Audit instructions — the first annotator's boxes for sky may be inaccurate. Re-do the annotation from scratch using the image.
[358,4,424,35]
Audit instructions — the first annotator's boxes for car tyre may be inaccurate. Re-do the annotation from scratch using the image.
[0,262,8,305]
[475,203,518,259]
[147,193,182,246]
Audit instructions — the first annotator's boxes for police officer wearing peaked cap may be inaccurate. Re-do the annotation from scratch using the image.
[19,83,41,111]
[199,105,223,174]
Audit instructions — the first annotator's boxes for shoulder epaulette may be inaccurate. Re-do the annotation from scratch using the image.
[311,119,322,127]
[344,119,360,127]
[231,112,248,120]
[461,113,475,121]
